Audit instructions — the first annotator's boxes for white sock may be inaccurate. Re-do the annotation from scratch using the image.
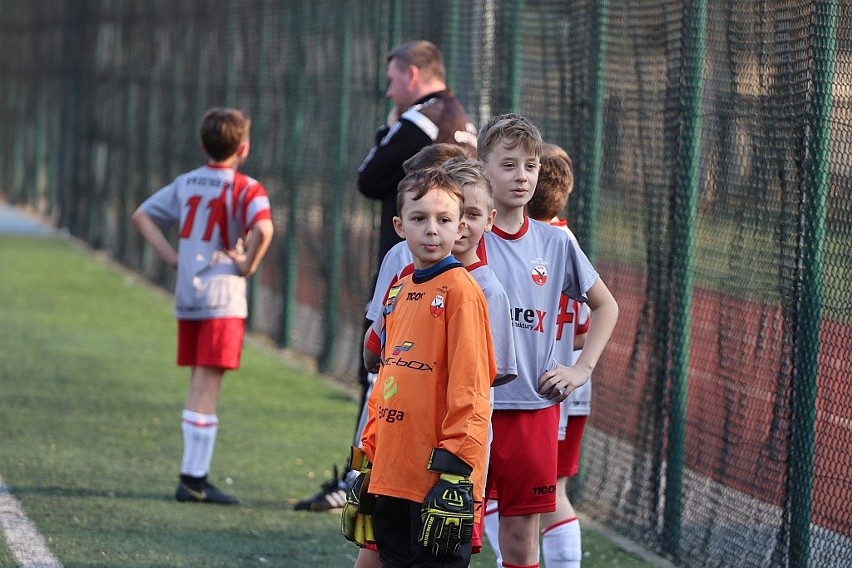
[541,517,581,568]
[180,409,218,477]
[483,500,503,567]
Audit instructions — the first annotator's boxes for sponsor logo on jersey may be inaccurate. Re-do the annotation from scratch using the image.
[392,341,414,355]
[382,340,436,372]
[383,376,398,400]
[386,283,403,307]
[384,283,403,317]
[512,306,547,333]
[382,356,436,372]
[430,294,445,317]
[377,405,405,423]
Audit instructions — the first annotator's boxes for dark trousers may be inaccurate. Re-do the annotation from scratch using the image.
[373,495,472,568]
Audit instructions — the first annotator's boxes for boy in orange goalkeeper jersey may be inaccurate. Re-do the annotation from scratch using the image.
[357,168,496,567]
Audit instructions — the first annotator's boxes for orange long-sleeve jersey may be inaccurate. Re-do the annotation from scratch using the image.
[361,262,496,518]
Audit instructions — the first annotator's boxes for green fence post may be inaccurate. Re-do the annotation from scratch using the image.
[278,2,307,348]
[443,0,460,89]
[319,0,354,373]
[245,0,273,330]
[506,0,523,112]
[789,2,835,566]
[577,0,608,262]
[225,0,238,105]
[663,0,706,557]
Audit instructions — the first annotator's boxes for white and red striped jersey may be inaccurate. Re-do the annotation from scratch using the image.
[481,217,598,410]
[141,164,272,320]
[549,218,592,422]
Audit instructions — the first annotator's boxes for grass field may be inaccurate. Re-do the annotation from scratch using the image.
[0,234,656,567]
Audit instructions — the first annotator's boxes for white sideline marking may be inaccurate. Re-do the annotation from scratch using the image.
[0,474,62,568]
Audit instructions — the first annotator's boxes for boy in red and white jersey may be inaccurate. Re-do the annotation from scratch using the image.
[131,107,274,505]
[483,143,592,567]
[477,114,618,568]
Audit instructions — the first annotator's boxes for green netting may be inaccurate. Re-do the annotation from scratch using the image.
[2,1,850,566]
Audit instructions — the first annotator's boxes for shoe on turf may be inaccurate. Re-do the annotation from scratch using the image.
[293,465,350,511]
[175,480,240,505]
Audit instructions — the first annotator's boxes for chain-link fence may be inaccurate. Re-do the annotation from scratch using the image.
[2,1,850,566]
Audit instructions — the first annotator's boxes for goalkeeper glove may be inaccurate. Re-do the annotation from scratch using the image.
[341,446,376,547]
[419,448,474,557]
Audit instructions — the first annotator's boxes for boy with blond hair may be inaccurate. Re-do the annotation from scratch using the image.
[131,107,274,505]
[477,114,618,568]
[484,143,592,567]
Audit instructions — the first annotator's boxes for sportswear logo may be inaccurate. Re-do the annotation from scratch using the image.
[407,292,425,301]
[430,294,445,317]
[441,489,466,509]
[183,485,207,500]
[532,264,548,286]
[392,341,414,355]
[383,376,398,400]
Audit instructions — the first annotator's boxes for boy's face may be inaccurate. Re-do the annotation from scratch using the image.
[393,187,465,270]
[453,182,495,257]
[483,142,540,214]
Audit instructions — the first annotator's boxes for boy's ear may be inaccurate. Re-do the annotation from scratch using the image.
[393,216,405,239]
[456,218,466,238]
[236,140,250,158]
[484,208,497,232]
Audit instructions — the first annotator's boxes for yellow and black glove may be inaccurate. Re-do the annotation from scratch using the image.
[341,446,375,547]
[418,448,474,557]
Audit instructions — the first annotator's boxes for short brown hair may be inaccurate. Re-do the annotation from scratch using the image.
[387,40,446,83]
[200,107,251,161]
[396,167,464,218]
[402,143,468,174]
[477,113,542,162]
[526,146,574,221]
[441,157,494,211]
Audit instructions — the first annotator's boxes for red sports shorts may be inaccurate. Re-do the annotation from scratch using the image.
[557,415,588,477]
[485,405,560,516]
[177,318,245,369]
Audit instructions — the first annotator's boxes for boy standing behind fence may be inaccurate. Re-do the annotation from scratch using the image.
[477,114,618,568]
[131,107,274,505]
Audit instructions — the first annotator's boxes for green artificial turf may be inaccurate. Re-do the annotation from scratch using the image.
[0,235,656,567]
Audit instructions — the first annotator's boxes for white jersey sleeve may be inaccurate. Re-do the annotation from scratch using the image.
[550,219,592,417]
[366,241,413,322]
[469,264,517,387]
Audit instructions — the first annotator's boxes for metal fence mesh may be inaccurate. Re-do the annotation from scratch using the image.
[2,1,850,566]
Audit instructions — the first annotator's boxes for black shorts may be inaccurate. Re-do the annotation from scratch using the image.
[373,496,472,568]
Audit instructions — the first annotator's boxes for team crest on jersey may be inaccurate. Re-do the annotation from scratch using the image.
[531,264,548,286]
[429,294,445,317]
